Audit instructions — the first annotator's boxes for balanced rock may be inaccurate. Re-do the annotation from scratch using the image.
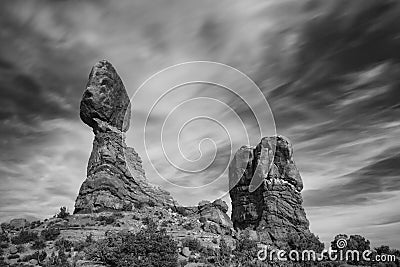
[74,60,176,213]
[229,135,321,248]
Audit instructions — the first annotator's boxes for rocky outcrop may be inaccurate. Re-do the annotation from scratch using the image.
[176,199,233,235]
[9,218,28,230]
[74,60,176,213]
[229,136,320,248]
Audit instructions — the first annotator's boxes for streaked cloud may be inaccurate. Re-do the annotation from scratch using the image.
[0,0,399,249]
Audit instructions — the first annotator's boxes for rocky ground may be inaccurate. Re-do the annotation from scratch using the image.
[0,199,236,267]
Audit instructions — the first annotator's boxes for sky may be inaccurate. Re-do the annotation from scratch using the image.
[0,0,399,248]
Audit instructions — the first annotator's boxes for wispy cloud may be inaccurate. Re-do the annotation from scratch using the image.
[0,0,399,249]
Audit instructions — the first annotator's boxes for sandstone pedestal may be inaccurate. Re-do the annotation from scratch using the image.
[74,60,176,213]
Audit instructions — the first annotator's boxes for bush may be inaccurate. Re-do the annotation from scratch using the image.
[57,207,70,219]
[0,233,8,244]
[55,238,73,251]
[375,245,391,255]
[331,234,370,265]
[41,227,60,241]
[16,244,25,253]
[182,222,195,230]
[216,238,232,265]
[141,217,152,226]
[287,233,324,253]
[85,220,178,267]
[182,237,202,252]
[46,249,70,267]
[11,230,39,244]
[30,220,42,229]
[85,233,93,243]
[7,254,20,260]
[21,251,47,263]
[96,215,117,225]
[231,231,259,266]
[31,239,46,250]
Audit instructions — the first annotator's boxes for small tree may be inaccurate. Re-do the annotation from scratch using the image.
[31,239,46,250]
[11,230,39,244]
[216,238,232,266]
[232,231,259,266]
[181,237,202,252]
[331,234,370,265]
[57,207,70,219]
[375,245,391,255]
[46,249,70,267]
[41,227,61,241]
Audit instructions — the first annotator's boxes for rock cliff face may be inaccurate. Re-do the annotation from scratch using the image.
[229,136,320,247]
[74,60,176,213]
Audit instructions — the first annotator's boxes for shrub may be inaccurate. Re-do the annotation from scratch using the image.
[85,233,93,244]
[72,240,86,252]
[0,224,10,232]
[182,237,202,252]
[30,220,42,229]
[85,220,178,267]
[69,234,94,253]
[31,239,46,250]
[215,238,232,265]
[16,244,25,253]
[96,215,116,225]
[331,234,370,265]
[57,207,70,219]
[41,227,60,241]
[287,233,324,253]
[147,200,156,207]
[141,216,152,226]
[134,202,145,209]
[375,245,400,258]
[21,251,47,263]
[231,231,259,266]
[11,230,39,244]
[46,249,70,267]
[160,220,169,228]
[375,245,391,255]
[55,238,73,251]
[0,233,9,244]
[7,254,20,260]
[182,223,195,230]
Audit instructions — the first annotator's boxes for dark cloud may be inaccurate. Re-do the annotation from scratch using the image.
[258,0,400,134]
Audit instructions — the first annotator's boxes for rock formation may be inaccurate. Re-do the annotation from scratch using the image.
[74,60,176,213]
[176,199,233,235]
[229,135,321,248]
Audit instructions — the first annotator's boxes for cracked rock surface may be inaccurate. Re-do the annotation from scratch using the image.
[229,136,320,247]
